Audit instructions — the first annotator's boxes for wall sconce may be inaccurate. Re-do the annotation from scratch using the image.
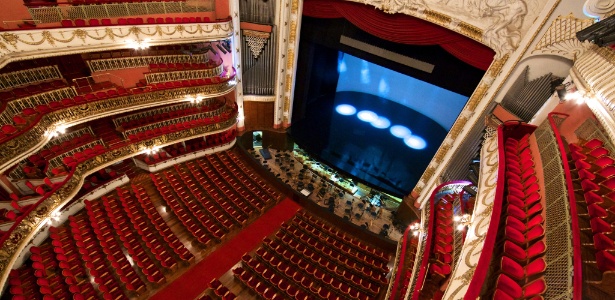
[454,214,472,231]
[128,39,150,50]
[555,82,581,103]
[409,222,421,236]
[144,146,160,155]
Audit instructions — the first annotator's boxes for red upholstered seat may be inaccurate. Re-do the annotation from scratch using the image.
[585,138,604,150]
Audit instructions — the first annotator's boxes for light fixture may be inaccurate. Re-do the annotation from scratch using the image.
[555,82,578,103]
[409,222,421,236]
[128,39,150,50]
[454,214,472,231]
[335,104,357,116]
[144,146,160,155]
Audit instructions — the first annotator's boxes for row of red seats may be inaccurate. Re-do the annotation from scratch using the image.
[79,206,146,293]
[174,163,248,226]
[295,210,389,263]
[118,101,222,130]
[570,138,615,277]
[173,164,238,227]
[208,151,278,204]
[47,225,98,299]
[20,131,96,178]
[148,62,220,73]
[29,244,72,298]
[125,108,234,142]
[141,131,236,166]
[0,208,19,222]
[62,143,107,169]
[287,218,388,277]
[68,214,130,299]
[208,279,237,299]
[275,226,384,296]
[238,254,311,300]
[79,168,119,192]
[189,160,257,222]
[131,184,194,261]
[8,265,43,299]
[0,74,234,143]
[150,172,216,246]
[492,134,546,299]
[430,196,454,278]
[269,229,380,299]
[87,196,166,285]
[0,79,66,103]
[25,0,186,7]
[60,16,212,28]
[194,156,269,211]
[115,188,178,269]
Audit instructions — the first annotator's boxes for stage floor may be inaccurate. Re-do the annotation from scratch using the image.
[290,91,448,197]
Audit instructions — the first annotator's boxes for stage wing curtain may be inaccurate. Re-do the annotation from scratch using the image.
[303,0,494,71]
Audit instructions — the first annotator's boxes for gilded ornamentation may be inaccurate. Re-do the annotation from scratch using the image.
[532,14,594,60]
[289,21,297,43]
[292,0,300,13]
[0,21,233,68]
[584,0,615,19]
[0,81,237,173]
[443,133,498,299]
[0,115,237,286]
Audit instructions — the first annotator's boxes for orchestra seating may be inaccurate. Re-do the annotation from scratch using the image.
[225,210,389,300]
[569,137,615,292]
[483,133,547,299]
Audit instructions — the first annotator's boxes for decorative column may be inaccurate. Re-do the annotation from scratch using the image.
[229,0,246,131]
[273,0,303,128]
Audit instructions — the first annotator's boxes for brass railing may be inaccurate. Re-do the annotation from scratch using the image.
[112,100,216,128]
[144,65,223,83]
[0,65,62,90]
[28,1,216,23]
[0,79,236,173]
[46,139,105,176]
[0,115,236,289]
[3,87,77,124]
[87,53,208,72]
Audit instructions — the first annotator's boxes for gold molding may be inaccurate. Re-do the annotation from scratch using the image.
[0,116,237,287]
[0,81,237,173]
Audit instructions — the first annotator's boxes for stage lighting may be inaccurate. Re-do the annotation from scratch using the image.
[357,110,378,122]
[390,125,411,138]
[335,104,356,116]
[404,135,427,150]
[370,116,391,129]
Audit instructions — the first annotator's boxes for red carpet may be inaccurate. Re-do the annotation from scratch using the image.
[151,198,301,300]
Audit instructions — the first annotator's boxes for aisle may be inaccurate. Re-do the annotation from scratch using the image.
[150,197,301,300]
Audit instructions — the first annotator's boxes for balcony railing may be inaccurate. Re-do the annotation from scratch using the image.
[144,65,223,83]
[0,65,62,90]
[0,19,233,69]
[0,115,236,290]
[0,78,236,172]
[87,53,208,72]
[28,1,216,23]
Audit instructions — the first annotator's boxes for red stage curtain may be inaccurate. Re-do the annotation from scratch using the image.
[303,0,495,71]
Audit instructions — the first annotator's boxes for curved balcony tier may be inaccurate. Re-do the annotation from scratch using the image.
[0,19,233,69]
[0,76,236,172]
[0,113,237,289]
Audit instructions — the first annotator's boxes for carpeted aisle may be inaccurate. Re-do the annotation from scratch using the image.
[150,198,301,300]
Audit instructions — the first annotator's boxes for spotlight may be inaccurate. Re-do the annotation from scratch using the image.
[390,125,411,138]
[357,110,378,122]
[370,116,391,129]
[335,104,356,116]
[404,135,427,150]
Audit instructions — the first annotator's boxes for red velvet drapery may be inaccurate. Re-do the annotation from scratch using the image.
[303,0,495,71]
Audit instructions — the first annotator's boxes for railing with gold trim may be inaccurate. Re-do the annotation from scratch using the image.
[28,0,216,23]
[0,78,236,173]
[112,100,216,128]
[0,114,236,290]
[0,65,62,90]
[3,87,77,122]
[86,53,208,72]
[121,105,229,139]
[46,139,105,176]
[144,65,224,83]
[0,20,233,69]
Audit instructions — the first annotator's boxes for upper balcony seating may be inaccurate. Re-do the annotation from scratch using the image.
[85,44,206,60]
[416,193,456,299]
[0,79,69,112]
[0,73,235,147]
[0,65,63,91]
[482,134,547,299]
[59,16,212,28]
[568,137,615,291]
[148,62,220,73]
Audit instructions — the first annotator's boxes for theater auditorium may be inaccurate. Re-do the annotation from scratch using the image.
[0,0,612,299]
